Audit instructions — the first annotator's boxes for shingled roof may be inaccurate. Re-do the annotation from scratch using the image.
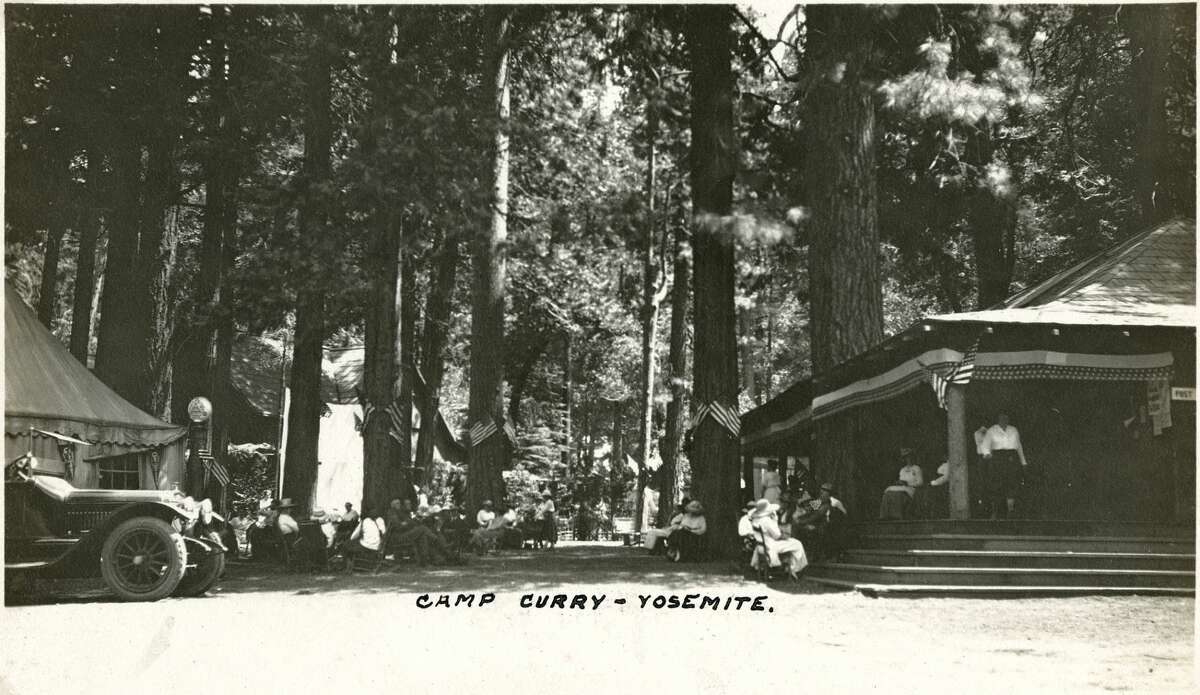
[933,218,1196,327]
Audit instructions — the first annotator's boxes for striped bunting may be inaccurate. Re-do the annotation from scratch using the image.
[359,398,409,443]
[690,400,741,438]
[206,457,231,487]
[386,402,405,444]
[926,337,980,410]
[470,419,499,446]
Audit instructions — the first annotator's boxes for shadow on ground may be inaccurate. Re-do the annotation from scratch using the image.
[6,543,845,605]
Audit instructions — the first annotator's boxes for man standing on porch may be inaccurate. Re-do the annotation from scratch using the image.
[980,412,1029,518]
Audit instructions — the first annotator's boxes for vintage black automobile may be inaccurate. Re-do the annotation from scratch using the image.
[5,457,225,601]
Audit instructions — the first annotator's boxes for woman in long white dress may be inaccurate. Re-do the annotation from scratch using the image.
[749,499,808,579]
[761,463,782,503]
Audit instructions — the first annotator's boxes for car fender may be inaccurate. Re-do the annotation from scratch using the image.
[182,535,222,561]
[68,502,191,567]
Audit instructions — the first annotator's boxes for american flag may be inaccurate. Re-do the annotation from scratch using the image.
[689,400,741,438]
[204,455,231,487]
[470,419,498,446]
[929,338,981,409]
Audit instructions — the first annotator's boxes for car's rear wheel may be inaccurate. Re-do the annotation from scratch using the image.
[173,547,225,597]
[100,517,187,602]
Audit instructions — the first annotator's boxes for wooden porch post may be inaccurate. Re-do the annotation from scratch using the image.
[946,383,971,519]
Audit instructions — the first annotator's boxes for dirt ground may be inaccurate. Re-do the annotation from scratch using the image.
[2,542,1194,694]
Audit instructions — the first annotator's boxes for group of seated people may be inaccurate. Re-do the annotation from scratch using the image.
[878,447,950,520]
[470,492,558,553]
[247,496,472,570]
[641,482,848,574]
[740,481,848,577]
[643,499,708,562]
[334,498,473,568]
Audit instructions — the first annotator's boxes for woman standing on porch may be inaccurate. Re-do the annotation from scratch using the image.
[980,412,1029,518]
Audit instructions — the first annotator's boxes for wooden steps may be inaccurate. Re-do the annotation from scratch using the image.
[804,521,1196,597]
[841,549,1195,571]
[805,577,1196,598]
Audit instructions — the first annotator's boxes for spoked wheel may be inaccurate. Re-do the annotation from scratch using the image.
[174,547,225,597]
[100,517,187,602]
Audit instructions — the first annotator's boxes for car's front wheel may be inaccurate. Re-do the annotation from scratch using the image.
[173,546,225,597]
[100,517,187,602]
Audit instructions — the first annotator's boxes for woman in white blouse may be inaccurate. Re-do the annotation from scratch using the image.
[749,499,808,579]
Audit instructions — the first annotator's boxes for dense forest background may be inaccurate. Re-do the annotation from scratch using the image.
[5,4,1195,553]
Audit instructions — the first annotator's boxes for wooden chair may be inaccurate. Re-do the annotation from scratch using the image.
[750,525,792,583]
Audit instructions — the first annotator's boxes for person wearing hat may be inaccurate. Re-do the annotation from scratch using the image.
[274,498,300,536]
[749,498,808,579]
[643,497,689,552]
[664,500,707,562]
[897,447,929,518]
[898,448,924,488]
[795,483,847,561]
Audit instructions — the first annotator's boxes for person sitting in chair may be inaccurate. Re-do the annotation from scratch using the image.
[476,500,496,528]
[795,483,847,561]
[898,447,928,517]
[879,479,914,520]
[665,500,707,562]
[749,499,808,579]
[643,497,689,552]
[737,500,758,566]
[342,506,385,569]
[384,497,449,566]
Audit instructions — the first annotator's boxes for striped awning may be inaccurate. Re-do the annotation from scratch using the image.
[812,348,1175,421]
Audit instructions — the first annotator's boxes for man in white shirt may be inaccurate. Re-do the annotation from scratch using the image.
[275,499,300,536]
[980,412,1029,518]
[737,500,756,539]
[476,500,496,528]
[342,508,384,569]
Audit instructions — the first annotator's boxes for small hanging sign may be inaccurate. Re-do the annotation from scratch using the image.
[1170,387,1195,401]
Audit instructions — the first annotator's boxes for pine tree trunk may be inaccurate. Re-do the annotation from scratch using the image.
[1126,3,1174,225]
[362,207,403,515]
[635,104,662,534]
[466,7,514,512]
[173,7,236,426]
[131,134,178,420]
[610,400,624,525]
[38,145,68,330]
[282,27,333,515]
[396,243,417,489]
[804,6,885,515]
[415,232,460,486]
[38,224,64,330]
[562,334,573,480]
[94,135,143,404]
[70,148,102,364]
[967,124,1017,309]
[657,220,690,527]
[685,6,741,559]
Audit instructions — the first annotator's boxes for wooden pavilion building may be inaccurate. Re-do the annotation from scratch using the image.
[740,218,1196,594]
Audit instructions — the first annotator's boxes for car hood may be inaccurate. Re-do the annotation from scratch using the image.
[33,474,183,506]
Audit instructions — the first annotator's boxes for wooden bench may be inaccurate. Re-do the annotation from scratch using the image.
[612,517,638,546]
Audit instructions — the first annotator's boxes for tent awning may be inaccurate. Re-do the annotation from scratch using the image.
[4,284,185,448]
